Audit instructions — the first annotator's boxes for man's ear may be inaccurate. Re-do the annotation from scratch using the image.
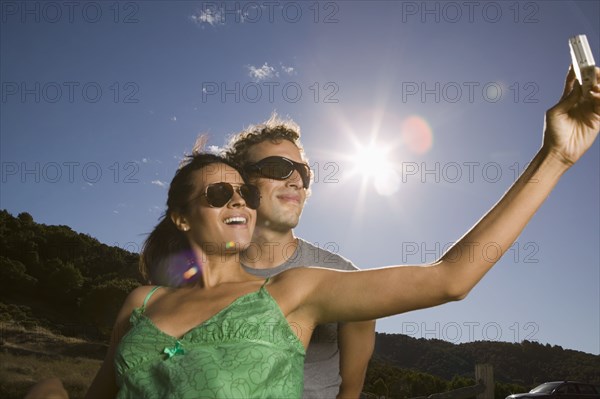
[170,212,190,232]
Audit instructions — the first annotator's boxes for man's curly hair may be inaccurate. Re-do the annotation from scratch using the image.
[224,113,308,166]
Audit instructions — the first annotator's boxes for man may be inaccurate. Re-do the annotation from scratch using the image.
[226,115,376,399]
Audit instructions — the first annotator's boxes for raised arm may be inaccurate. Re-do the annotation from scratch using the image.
[434,65,600,300]
[282,66,599,326]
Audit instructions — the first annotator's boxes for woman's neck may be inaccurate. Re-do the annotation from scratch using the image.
[192,249,252,288]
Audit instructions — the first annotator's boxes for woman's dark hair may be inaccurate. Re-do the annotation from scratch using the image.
[139,152,243,287]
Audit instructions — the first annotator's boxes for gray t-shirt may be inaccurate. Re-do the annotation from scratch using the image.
[242,238,358,399]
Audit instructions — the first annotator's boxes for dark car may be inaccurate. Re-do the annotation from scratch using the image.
[506,381,600,399]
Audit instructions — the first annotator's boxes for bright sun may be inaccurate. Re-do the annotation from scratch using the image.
[354,144,391,178]
[350,143,401,196]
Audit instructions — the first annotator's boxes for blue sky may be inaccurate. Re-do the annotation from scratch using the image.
[1,1,599,355]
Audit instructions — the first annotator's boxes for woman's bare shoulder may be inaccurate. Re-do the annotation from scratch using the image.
[120,285,162,313]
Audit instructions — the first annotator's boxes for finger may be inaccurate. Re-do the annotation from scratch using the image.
[590,84,600,116]
[560,64,577,101]
[554,74,581,113]
[593,66,600,99]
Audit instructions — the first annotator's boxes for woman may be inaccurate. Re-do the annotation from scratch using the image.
[26,66,600,399]
[108,154,305,398]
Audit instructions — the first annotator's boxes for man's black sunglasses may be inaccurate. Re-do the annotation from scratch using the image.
[245,156,311,189]
[200,182,261,209]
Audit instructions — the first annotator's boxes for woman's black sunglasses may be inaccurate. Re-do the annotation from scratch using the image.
[200,182,261,209]
[244,156,311,189]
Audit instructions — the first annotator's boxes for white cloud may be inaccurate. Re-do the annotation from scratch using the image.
[137,157,162,165]
[151,180,167,188]
[190,5,250,26]
[170,116,177,122]
[280,63,296,75]
[190,9,224,26]
[247,63,278,81]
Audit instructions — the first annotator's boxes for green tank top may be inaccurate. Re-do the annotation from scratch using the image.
[114,280,305,398]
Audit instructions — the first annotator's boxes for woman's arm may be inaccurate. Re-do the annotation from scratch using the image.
[286,66,599,325]
[304,149,571,323]
[24,378,69,399]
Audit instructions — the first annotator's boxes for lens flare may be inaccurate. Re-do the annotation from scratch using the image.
[374,169,401,196]
[152,250,202,287]
[183,266,199,280]
[401,115,433,155]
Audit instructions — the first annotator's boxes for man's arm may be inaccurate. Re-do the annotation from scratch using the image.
[337,320,376,399]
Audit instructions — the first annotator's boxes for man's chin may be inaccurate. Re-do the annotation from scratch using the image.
[275,218,300,231]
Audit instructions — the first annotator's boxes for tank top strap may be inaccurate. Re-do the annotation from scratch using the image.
[260,277,270,289]
[141,286,162,310]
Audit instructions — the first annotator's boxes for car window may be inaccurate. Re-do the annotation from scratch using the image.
[577,384,596,394]
[566,384,578,394]
[555,385,568,394]
[532,383,562,394]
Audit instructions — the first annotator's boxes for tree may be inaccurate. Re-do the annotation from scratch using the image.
[39,258,84,303]
[17,212,34,224]
[80,278,140,337]
[0,256,37,296]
